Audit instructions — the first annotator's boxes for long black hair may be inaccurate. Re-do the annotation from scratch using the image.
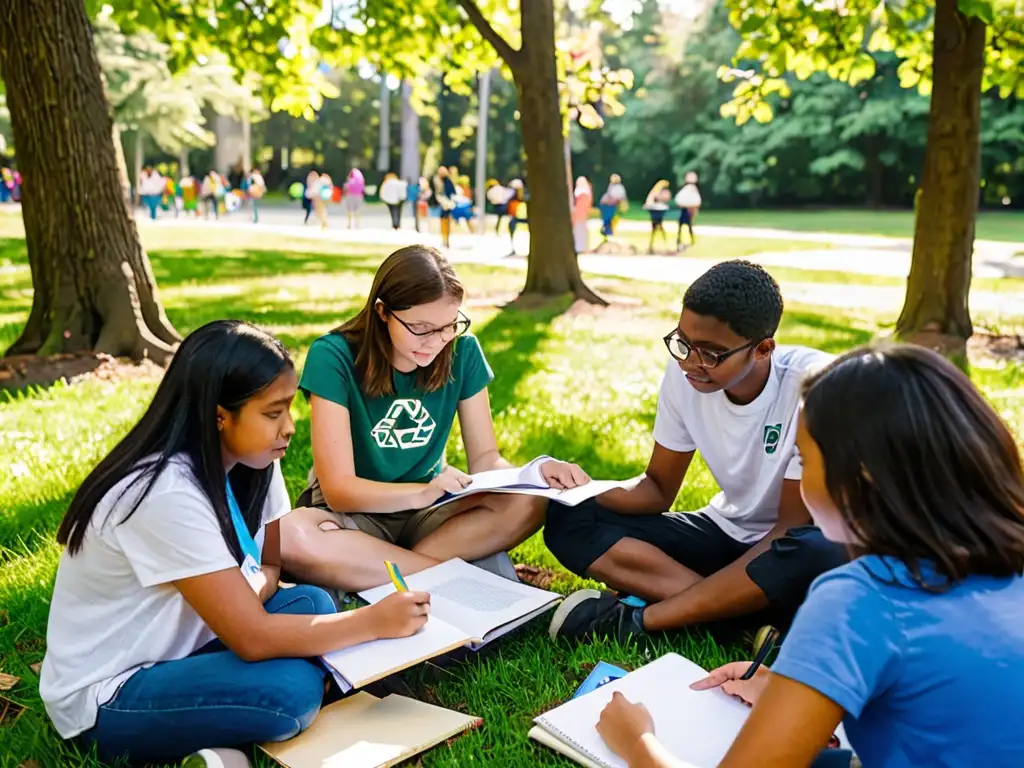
[802,343,1024,589]
[58,320,294,562]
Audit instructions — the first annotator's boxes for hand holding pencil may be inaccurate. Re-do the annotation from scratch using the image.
[366,561,430,639]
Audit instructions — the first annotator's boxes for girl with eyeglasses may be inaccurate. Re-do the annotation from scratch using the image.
[281,245,588,591]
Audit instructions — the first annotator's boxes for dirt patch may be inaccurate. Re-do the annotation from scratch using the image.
[969,331,1024,364]
[0,353,164,391]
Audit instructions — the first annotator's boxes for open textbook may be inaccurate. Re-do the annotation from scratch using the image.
[426,455,645,512]
[260,692,480,768]
[322,558,561,691]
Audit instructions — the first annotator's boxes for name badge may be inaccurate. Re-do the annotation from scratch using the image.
[241,554,262,590]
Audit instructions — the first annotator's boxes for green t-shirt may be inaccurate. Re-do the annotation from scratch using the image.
[300,332,494,487]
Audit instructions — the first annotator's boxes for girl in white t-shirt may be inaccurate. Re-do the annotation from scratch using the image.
[40,320,430,766]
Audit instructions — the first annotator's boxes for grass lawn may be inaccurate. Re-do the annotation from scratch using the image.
[617,206,1024,243]
[1,230,1022,767]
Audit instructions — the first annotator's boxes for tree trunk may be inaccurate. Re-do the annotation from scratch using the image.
[513,0,604,303]
[895,0,985,359]
[400,80,421,182]
[0,0,180,362]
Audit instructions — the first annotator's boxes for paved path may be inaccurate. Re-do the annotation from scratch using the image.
[127,211,1024,318]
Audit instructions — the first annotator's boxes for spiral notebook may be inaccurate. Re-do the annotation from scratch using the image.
[530,653,751,768]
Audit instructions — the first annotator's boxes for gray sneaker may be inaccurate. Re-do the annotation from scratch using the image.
[470,551,520,582]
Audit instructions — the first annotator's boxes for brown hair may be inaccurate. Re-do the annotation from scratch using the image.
[802,343,1024,590]
[336,245,465,398]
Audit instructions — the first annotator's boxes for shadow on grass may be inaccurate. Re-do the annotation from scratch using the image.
[474,296,574,417]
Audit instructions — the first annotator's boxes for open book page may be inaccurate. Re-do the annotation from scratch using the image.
[321,615,469,689]
[534,653,750,768]
[359,558,561,642]
[261,692,481,768]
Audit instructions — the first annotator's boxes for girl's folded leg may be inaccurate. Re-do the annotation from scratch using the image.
[79,584,336,766]
[81,648,326,766]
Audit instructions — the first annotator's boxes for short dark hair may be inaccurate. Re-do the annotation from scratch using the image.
[802,343,1024,590]
[683,260,783,340]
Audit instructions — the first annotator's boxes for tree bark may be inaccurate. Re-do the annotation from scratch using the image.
[511,0,605,303]
[0,0,180,362]
[896,0,985,358]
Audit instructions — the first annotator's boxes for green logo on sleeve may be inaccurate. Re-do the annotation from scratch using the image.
[763,424,782,455]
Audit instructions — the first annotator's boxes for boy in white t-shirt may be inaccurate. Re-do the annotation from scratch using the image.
[546,260,848,641]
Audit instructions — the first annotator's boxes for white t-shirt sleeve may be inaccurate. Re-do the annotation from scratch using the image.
[262,461,292,525]
[112,489,237,588]
[652,362,697,453]
[783,410,803,480]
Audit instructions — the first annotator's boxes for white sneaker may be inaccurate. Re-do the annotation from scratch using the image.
[181,748,251,768]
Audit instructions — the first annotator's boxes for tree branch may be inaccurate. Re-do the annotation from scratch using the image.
[455,0,520,69]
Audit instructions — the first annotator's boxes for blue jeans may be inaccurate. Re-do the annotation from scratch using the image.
[143,194,160,220]
[79,585,334,765]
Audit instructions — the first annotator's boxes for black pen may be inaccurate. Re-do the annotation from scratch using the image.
[740,626,780,680]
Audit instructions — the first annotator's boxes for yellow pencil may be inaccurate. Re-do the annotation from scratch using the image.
[384,560,409,592]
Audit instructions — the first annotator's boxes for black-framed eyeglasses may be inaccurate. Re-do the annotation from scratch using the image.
[389,309,472,339]
[663,329,757,368]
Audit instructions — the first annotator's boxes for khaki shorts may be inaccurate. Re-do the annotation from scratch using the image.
[296,482,468,549]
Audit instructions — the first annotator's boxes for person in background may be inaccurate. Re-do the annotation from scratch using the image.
[0,167,12,203]
[139,166,165,221]
[180,174,198,217]
[200,171,222,220]
[595,343,1024,768]
[432,167,456,249]
[379,173,408,231]
[245,169,266,224]
[675,171,702,251]
[302,171,318,225]
[406,177,422,232]
[572,176,593,254]
[599,173,628,239]
[506,180,528,258]
[343,168,365,230]
[644,180,672,254]
[486,179,512,237]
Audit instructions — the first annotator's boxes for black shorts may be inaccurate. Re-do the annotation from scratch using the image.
[544,498,848,623]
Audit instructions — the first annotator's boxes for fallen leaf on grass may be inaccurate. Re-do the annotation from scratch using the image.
[0,672,20,691]
[19,761,41,768]
[30,663,42,676]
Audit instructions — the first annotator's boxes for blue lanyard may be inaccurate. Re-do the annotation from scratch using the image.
[226,479,261,566]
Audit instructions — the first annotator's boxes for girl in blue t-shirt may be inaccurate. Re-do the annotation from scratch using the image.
[595,343,1024,768]
[282,245,588,592]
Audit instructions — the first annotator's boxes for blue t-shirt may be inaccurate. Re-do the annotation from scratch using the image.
[773,556,1024,767]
